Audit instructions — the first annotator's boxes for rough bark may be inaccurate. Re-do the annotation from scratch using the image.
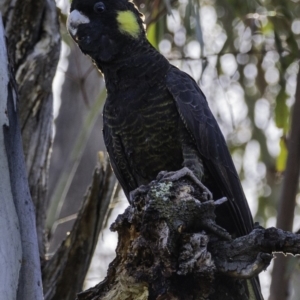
[1,2,114,298]
[269,64,300,300]
[43,156,117,300]
[0,0,61,259]
[76,172,300,300]
[0,16,22,300]
[0,15,43,300]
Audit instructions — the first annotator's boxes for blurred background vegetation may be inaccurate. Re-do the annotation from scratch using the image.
[47,0,300,299]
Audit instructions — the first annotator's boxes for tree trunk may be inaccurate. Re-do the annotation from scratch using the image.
[0,16,43,300]
[76,171,300,300]
[269,63,300,300]
[1,0,61,259]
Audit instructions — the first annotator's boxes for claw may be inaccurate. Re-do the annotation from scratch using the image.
[159,167,213,200]
[214,197,227,206]
[219,252,273,278]
[129,185,149,203]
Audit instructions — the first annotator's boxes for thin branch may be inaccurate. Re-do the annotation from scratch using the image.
[167,49,296,62]
[269,63,300,300]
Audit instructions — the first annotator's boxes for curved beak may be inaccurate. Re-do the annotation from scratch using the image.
[67,10,90,37]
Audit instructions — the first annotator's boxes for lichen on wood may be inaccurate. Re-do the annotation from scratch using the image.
[77,171,300,300]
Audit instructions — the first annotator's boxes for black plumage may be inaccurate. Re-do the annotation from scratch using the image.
[67,1,263,299]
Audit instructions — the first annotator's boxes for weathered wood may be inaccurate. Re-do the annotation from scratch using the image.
[1,0,61,259]
[43,157,117,300]
[47,41,105,252]
[0,16,22,300]
[76,171,299,300]
[0,15,44,300]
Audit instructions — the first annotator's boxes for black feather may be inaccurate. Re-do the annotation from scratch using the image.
[166,66,253,237]
[68,1,264,298]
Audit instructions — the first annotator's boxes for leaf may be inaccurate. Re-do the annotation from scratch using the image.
[262,19,274,35]
[275,86,289,133]
[276,138,288,172]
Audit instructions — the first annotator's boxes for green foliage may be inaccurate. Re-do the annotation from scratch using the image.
[275,87,289,132]
[276,138,288,172]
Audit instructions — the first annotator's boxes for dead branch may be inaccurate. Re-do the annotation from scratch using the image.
[76,172,299,300]
[43,157,117,300]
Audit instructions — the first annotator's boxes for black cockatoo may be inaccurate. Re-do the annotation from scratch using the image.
[67,1,263,298]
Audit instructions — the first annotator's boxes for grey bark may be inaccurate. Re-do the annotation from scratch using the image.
[0,1,117,299]
[0,1,115,298]
[269,64,300,300]
[76,171,300,300]
[0,16,22,300]
[43,157,117,300]
[0,15,43,300]
[1,0,61,259]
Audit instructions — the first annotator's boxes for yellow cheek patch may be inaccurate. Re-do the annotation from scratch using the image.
[117,10,140,38]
